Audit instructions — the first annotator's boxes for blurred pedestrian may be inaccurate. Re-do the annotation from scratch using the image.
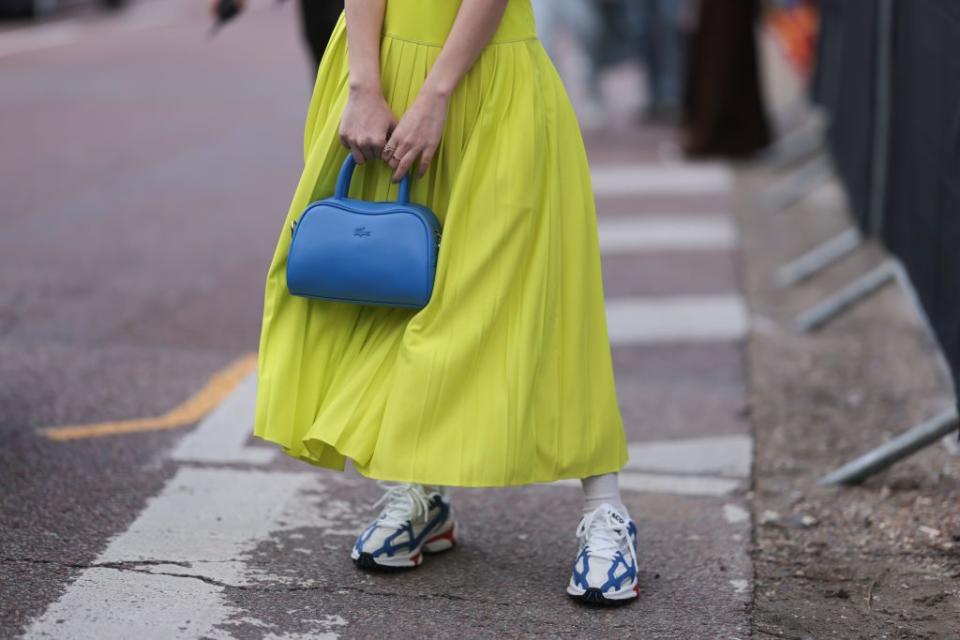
[531,0,599,63]
[297,0,344,68]
[682,0,771,157]
[209,0,343,69]
[531,0,604,125]
[592,0,637,69]
[587,0,689,124]
[635,0,688,122]
[254,0,637,605]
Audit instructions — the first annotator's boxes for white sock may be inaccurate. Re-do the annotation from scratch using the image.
[581,473,628,519]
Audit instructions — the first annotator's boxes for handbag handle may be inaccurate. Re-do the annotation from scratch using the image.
[335,155,412,205]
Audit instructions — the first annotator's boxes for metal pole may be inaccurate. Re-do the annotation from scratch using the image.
[794,260,897,333]
[813,1,960,487]
[819,407,959,485]
[777,228,863,287]
[762,123,826,172]
[866,0,894,237]
[890,261,960,458]
[762,155,832,213]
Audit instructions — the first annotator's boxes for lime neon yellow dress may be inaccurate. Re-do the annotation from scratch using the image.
[254,0,628,487]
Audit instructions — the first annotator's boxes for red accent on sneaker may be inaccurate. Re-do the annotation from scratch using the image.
[425,527,456,545]
[411,553,422,565]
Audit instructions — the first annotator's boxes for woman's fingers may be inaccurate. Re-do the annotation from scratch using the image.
[348,143,366,165]
[416,145,437,178]
[392,147,420,183]
[380,131,396,162]
[360,142,379,162]
[383,134,409,168]
[380,143,394,163]
[341,120,392,161]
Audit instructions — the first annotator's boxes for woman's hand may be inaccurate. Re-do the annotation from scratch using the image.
[339,87,398,165]
[382,89,449,181]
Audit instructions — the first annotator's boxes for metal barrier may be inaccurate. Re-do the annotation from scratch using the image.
[770,0,960,484]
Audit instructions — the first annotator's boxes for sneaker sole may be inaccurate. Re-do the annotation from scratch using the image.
[567,584,640,606]
[352,520,457,572]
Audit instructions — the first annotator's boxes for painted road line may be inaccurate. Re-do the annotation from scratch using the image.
[22,467,345,640]
[598,215,737,253]
[606,295,749,345]
[591,163,733,197]
[171,372,276,465]
[625,435,752,479]
[40,354,257,441]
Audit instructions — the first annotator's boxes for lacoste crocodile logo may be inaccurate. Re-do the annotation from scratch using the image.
[353,226,371,237]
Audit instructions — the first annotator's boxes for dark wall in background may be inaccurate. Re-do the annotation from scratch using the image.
[814,0,877,233]
[883,0,960,400]
[816,0,960,403]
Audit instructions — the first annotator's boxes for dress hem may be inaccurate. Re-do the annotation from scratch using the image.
[253,432,628,489]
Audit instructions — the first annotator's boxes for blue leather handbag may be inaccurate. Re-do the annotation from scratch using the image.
[286,156,441,309]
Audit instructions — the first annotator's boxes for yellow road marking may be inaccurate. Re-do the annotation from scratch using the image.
[40,354,257,442]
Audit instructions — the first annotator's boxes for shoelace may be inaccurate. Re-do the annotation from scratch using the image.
[371,482,433,527]
[577,507,638,571]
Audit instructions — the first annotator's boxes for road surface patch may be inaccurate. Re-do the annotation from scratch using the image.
[39,353,256,441]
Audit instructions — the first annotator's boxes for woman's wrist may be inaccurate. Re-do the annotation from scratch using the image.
[348,75,383,97]
[419,77,455,102]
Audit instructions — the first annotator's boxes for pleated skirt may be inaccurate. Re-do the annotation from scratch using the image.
[253,0,628,487]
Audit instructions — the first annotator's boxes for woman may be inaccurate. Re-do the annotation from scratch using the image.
[255,0,636,604]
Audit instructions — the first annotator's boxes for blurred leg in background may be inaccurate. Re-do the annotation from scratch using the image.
[592,0,636,70]
[533,0,603,125]
[298,0,343,69]
[636,0,688,123]
[682,0,771,157]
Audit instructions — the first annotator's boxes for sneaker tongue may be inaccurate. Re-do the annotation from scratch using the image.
[603,506,627,528]
[585,509,627,559]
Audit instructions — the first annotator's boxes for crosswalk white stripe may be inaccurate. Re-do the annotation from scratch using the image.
[23,468,320,639]
[591,163,733,196]
[618,472,743,496]
[606,295,749,345]
[552,472,743,497]
[598,215,737,253]
[625,435,752,478]
[170,373,275,465]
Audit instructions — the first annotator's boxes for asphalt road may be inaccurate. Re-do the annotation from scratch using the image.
[0,2,755,638]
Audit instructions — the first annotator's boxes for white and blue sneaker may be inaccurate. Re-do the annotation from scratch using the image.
[566,504,640,604]
[351,482,457,571]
